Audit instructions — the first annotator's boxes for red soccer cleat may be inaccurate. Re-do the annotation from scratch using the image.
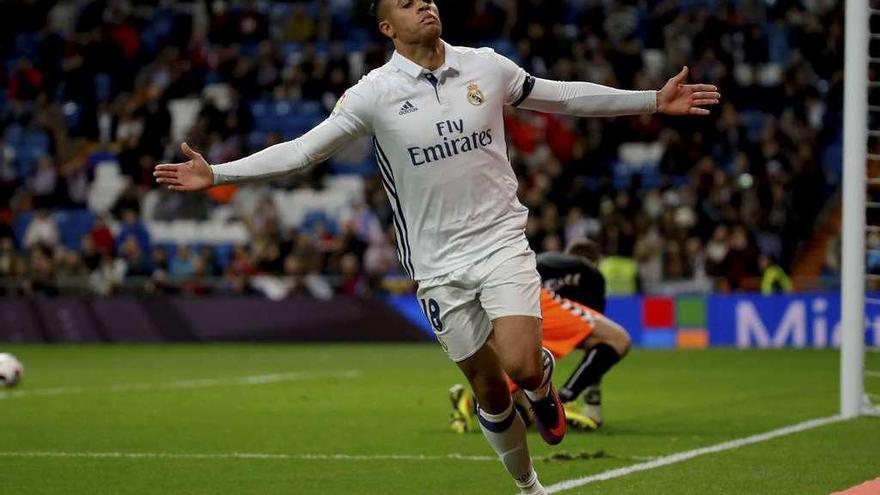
[528,349,567,445]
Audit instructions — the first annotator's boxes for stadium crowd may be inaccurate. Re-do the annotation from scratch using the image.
[0,0,842,296]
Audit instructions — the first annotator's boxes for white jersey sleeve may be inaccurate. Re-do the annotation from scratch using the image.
[490,52,534,106]
[210,83,374,185]
[490,52,657,116]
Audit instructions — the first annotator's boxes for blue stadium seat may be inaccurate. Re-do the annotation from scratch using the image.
[3,124,23,143]
[739,110,767,141]
[268,2,293,21]
[239,43,260,58]
[62,102,81,130]
[54,210,96,251]
[329,157,376,177]
[212,244,234,269]
[22,130,49,149]
[3,59,17,79]
[94,73,113,102]
[86,149,119,167]
[612,174,631,190]
[487,40,517,61]
[640,168,662,189]
[302,210,339,236]
[252,99,324,135]
[821,139,843,184]
[344,28,372,47]
[157,242,178,258]
[14,34,39,58]
[278,42,303,61]
[344,39,367,53]
[7,129,50,177]
[313,41,330,55]
[248,131,269,151]
[250,100,269,118]
[12,211,33,249]
[298,100,324,116]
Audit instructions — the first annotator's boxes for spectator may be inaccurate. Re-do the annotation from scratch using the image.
[116,209,150,255]
[336,253,365,296]
[24,247,58,296]
[0,237,23,279]
[112,184,142,219]
[282,254,333,300]
[150,246,170,275]
[0,137,18,206]
[79,235,101,271]
[760,254,793,295]
[8,58,44,101]
[29,156,57,209]
[199,247,222,277]
[90,215,115,256]
[120,236,150,278]
[720,225,762,291]
[23,209,60,250]
[89,254,125,295]
[169,245,196,279]
[55,247,88,278]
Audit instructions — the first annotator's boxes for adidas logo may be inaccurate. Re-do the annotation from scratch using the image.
[398,101,418,115]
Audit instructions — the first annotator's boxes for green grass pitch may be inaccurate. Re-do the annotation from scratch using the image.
[0,344,878,494]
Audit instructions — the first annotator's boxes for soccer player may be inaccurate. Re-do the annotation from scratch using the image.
[154,1,719,492]
[449,238,631,433]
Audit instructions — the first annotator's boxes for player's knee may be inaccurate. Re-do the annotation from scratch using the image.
[467,376,513,413]
[614,327,632,356]
[592,318,632,356]
[507,358,543,391]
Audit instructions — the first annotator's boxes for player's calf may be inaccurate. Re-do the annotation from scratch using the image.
[558,316,630,427]
[457,342,546,492]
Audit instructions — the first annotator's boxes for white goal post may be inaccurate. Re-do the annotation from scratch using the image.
[842,0,868,418]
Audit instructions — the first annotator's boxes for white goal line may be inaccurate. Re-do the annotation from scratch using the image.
[0,370,362,400]
[541,414,847,494]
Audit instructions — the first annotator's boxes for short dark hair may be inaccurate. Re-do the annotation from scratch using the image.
[369,0,389,19]
[566,238,601,265]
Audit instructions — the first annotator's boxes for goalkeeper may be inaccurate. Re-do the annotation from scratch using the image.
[449,238,631,432]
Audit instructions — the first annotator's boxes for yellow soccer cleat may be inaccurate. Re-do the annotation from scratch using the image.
[448,384,477,433]
[450,412,469,434]
[563,403,601,432]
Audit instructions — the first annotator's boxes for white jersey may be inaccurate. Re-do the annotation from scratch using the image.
[332,43,533,279]
[210,41,656,280]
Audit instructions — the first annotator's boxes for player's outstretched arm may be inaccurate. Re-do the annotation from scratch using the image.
[154,87,372,192]
[513,65,719,118]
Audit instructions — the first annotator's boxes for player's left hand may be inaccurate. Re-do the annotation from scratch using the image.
[656,66,720,116]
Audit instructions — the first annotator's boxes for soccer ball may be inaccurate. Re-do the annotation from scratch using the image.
[0,353,23,388]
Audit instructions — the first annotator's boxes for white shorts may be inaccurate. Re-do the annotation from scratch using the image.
[416,245,542,362]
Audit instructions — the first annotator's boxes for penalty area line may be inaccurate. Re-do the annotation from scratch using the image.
[543,414,847,494]
[0,451,496,462]
[0,370,362,400]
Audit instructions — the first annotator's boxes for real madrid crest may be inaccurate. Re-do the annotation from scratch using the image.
[467,82,485,106]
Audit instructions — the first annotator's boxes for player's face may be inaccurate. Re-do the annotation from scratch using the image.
[379,0,442,43]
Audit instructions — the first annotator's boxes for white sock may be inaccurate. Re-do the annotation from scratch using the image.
[519,477,546,495]
[477,402,538,489]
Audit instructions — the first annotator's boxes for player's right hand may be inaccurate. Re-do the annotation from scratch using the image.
[153,143,214,192]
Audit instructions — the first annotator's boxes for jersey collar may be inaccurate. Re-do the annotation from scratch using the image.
[390,41,460,79]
